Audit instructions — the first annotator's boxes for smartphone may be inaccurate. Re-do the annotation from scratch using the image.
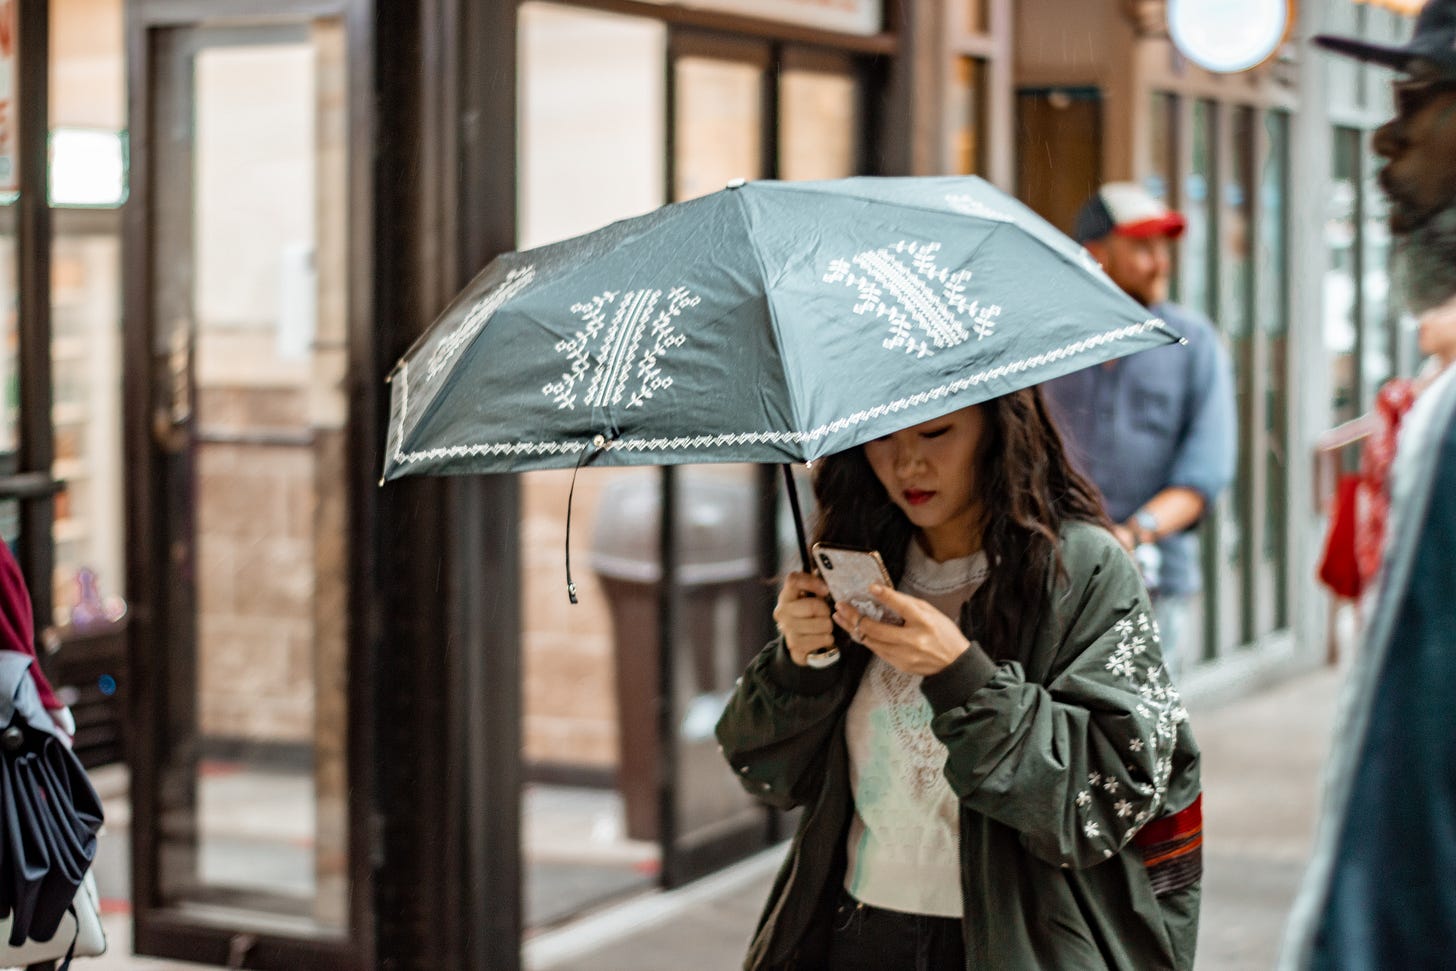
[811,543,904,626]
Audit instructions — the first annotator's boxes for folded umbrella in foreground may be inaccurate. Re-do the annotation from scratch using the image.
[0,650,103,947]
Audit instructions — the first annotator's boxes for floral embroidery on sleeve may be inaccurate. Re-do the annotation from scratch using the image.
[1072,611,1189,850]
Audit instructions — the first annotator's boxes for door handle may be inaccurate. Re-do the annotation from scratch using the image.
[152,323,192,455]
[152,407,189,454]
[0,471,64,500]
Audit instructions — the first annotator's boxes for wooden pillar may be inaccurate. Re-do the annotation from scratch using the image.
[368,0,522,967]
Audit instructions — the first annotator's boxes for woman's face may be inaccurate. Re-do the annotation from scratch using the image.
[863,405,987,560]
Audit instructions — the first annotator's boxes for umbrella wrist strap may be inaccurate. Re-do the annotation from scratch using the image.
[565,436,608,604]
[54,905,78,971]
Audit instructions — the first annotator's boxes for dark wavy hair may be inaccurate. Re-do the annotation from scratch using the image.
[811,387,1110,659]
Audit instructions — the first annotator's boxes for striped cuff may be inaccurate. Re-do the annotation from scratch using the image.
[1133,793,1203,896]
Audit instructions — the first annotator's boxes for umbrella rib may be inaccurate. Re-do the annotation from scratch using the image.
[734,187,811,442]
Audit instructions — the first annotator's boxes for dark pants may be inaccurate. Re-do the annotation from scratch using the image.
[826,891,963,971]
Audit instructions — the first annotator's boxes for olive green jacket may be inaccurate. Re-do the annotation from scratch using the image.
[716,521,1201,971]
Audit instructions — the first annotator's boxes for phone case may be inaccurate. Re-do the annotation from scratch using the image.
[811,544,904,625]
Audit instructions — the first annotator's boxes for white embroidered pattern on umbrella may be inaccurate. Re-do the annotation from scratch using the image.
[822,241,1003,358]
[543,285,699,411]
[391,318,1167,467]
[426,265,537,381]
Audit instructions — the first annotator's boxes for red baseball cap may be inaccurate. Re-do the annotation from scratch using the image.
[1074,182,1187,244]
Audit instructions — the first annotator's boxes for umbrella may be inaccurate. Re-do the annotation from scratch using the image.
[383,175,1180,592]
[0,650,103,947]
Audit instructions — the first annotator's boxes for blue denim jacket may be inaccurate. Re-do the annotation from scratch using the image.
[1040,301,1236,596]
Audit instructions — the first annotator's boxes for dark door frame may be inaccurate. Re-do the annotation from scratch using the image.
[4,0,57,626]
[123,1,375,967]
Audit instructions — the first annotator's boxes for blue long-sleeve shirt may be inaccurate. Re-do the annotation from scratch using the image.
[1041,301,1236,596]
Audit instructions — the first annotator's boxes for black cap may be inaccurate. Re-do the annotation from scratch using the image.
[1314,0,1456,79]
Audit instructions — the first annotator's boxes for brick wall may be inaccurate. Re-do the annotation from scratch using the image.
[521,467,651,769]
[195,393,317,744]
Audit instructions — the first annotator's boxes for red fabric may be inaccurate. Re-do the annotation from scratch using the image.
[0,542,62,711]
[1113,213,1188,239]
[1318,378,1421,599]
[1133,793,1203,848]
[1318,474,1364,598]
[1354,379,1419,586]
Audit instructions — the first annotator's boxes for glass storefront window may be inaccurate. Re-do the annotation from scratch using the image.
[965,0,987,33]
[670,34,776,888]
[50,0,126,618]
[948,58,985,176]
[518,2,665,250]
[1327,128,1360,426]
[1219,106,1255,649]
[1360,142,1394,397]
[674,48,765,200]
[780,49,859,181]
[1259,109,1290,630]
[0,206,16,548]
[1146,92,1175,205]
[1147,92,1178,298]
[51,129,126,207]
[1225,109,1254,341]
[0,0,19,549]
[1183,100,1216,319]
[517,2,669,927]
[49,223,122,620]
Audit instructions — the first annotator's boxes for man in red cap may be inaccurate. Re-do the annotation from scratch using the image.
[1284,1,1456,968]
[1042,182,1236,680]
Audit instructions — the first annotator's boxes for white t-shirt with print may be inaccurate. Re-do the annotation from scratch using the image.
[842,542,988,917]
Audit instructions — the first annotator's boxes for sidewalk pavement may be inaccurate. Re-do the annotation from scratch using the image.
[73,663,1343,970]
[526,664,1345,971]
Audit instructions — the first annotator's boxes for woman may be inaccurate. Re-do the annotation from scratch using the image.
[716,389,1201,971]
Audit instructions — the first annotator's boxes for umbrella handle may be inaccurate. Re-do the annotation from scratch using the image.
[781,464,813,574]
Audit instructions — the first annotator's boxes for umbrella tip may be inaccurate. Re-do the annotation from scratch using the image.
[1178,337,1190,346]
[378,476,386,487]
[726,177,747,189]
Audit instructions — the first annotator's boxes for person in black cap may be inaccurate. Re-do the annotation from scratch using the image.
[1283,2,1456,968]
[1041,182,1236,681]
[1319,0,1456,315]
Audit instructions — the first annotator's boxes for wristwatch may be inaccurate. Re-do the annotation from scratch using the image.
[1131,509,1159,545]
[806,646,842,669]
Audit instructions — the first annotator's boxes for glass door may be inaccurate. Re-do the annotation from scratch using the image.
[131,13,361,967]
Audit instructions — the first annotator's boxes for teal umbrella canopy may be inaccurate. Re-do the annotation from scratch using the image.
[383,175,1180,481]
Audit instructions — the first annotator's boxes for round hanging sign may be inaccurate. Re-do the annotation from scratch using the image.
[1167,0,1290,73]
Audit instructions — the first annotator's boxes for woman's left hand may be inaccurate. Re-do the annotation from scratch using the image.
[833,585,970,677]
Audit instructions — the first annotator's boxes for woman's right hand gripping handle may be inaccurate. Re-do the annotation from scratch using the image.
[772,572,834,667]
